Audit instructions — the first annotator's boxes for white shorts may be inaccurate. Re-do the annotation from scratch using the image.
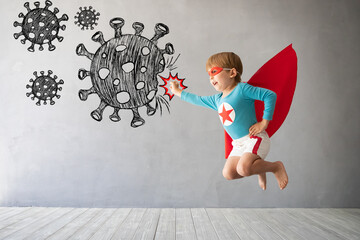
[228,131,271,159]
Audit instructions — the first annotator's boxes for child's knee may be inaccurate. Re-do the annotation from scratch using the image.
[222,168,237,180]
[236,163,251,177]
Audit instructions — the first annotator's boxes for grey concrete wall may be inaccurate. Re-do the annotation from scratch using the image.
[0,0,359,207]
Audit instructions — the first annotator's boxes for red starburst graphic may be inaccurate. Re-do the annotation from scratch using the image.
[159,73,187,100]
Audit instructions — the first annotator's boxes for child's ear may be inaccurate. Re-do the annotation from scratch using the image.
[230,68,237,78]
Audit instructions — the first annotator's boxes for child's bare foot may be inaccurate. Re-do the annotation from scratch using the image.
[258,173,266,190]
[274,161,288,190]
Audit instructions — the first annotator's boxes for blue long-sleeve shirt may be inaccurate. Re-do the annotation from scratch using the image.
[181,82,277,139]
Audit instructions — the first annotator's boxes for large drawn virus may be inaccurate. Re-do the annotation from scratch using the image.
[74,6,100,30]
[26,70,64,106]
[76,17,175,127]
[13,0,68,52]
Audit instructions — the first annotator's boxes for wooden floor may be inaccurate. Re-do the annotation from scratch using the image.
[0,208,359,240]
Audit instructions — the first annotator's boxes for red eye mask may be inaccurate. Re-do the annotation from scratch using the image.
[208,67,223,77]
[208,67,233,77]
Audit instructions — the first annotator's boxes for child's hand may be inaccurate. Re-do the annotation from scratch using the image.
[249,119,269,136]
[169,81,182,97]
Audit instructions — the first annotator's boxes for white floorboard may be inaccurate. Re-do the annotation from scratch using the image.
[0,208,358,239]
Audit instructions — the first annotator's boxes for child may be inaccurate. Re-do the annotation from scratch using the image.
[169,52,288,190]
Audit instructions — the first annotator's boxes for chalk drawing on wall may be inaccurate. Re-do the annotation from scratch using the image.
[13,0,69,52]
[26,70,64,106]
[76,17,176,128]
[166,53,180,72]
[159,72,187,101]
[158,54,187,101]
[74,6,100,30]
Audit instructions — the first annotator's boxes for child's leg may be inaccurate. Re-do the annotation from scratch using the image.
[258,172,267,190]
[222,156,243,180]
[236,153,288,190]
[223,156,267,190]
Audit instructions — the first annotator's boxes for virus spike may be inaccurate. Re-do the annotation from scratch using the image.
[161,43,175,55]
[39,44,44,51]
[109,108,121,122]
[78,69,90,80]
[60,14,69,22]
[13,31,23,39]
[146,103,156,116]
[27,42,35,52]
[36,100,41,106]
[151,23,169,44]
[91,100,107,121]
[53,7,59,14]
[91,31,106,45]
[57,35,64,42]
[48,70,53,75]
[24,2,31,12]
[132,22,144,36]
[50,100,56,105]
[20,38,27,44]
[34,2,40,9]
[33,71,39,77]
[131,108,145,128]
[76,44,94,60]
[48,42,56,51]
[18,13,25,18]
[13,21,22,28]
[79,87,96,101]
[44,0,52,9]
[110,18,125,38]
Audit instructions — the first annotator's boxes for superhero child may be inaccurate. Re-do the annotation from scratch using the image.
[170,50,292,190]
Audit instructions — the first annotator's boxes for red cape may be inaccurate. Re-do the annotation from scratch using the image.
[225,44,298,159]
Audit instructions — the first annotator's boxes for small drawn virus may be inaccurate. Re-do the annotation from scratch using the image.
[13,0,69,52]
[160,73,187,100]
[76,17,175,128]
[26,70,64,106]
[74,6,100,30]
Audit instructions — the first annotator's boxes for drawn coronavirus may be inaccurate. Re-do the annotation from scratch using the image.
[74,6,100,30]
[13,0,68,52]
[26,70,64,106]
[76,17,175,127]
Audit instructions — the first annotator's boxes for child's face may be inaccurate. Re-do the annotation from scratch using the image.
[207,66,236,92]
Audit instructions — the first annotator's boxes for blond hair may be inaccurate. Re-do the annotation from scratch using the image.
[206,52,243,83]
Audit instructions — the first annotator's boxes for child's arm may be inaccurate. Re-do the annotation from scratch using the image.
[249,119,270,136]
[170,82,218,110]
[242,83,277,136]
